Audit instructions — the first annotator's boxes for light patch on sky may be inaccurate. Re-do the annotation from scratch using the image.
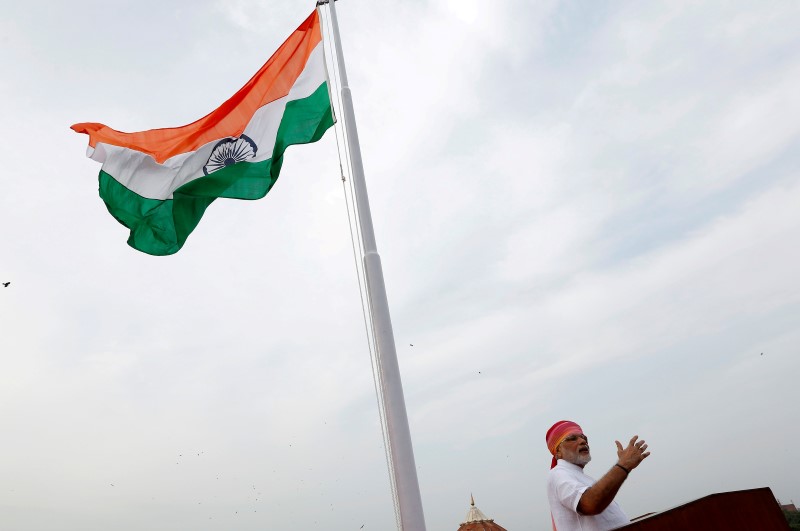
[444,0,478,26]
[1,1,799,530]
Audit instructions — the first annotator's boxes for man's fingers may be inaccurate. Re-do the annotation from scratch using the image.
[640,443,648,452]
[642,451,651,459]
[628,435,639,447]
[615,440,623,452]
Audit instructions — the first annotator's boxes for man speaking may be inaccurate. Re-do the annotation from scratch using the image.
[546,420,650,531]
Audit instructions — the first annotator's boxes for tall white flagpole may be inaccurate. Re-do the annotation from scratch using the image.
[322,2,427,530]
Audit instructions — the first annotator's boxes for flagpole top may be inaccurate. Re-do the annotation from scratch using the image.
[316,0,337,6]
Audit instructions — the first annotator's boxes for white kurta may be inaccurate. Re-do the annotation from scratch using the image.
[547,460,630,531]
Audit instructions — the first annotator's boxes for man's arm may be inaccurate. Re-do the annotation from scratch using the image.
[577,435,650,516]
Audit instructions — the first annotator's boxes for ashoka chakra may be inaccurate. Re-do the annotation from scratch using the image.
[203,135,258,175]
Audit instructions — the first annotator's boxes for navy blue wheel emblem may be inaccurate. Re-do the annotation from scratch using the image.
[203,134,258,175]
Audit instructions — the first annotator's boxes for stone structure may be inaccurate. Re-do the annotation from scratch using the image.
[456,495,508,531]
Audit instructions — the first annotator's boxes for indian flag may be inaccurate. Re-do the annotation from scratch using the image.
[72,10,334,256]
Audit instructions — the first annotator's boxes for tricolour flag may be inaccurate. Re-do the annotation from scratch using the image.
[72,11,334,256]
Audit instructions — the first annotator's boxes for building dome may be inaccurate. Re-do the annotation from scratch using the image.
[456,495,508,531]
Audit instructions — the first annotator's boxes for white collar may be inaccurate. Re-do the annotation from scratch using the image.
[557,459,587,473]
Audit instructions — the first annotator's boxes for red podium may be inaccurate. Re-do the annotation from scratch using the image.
[619,487,789,530]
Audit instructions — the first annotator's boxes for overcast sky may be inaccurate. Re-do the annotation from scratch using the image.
[1,1,799,530]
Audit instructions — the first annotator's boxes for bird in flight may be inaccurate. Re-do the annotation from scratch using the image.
[2,282,9,287]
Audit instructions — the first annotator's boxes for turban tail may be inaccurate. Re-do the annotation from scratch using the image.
[546,420,583,469]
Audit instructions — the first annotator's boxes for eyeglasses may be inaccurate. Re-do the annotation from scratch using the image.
[563,434,588,443]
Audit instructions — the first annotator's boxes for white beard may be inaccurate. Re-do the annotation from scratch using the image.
[562,447,591,467]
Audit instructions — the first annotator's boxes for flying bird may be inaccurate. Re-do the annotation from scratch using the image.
[2,282,9,287]
[409,344,414,346]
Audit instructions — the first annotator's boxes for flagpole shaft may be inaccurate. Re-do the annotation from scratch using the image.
[325,3,427,530]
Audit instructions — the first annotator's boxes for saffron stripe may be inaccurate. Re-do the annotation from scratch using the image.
[72,10,322,163]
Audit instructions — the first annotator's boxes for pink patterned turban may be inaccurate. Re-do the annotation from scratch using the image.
[546,420,583,469]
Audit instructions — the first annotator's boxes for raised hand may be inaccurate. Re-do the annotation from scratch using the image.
[615,435,650,471]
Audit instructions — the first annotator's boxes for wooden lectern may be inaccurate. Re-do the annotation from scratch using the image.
[618,487,790,530]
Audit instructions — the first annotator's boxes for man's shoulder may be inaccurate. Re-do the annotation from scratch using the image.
[547,464,576,485]
[548,462,594,488]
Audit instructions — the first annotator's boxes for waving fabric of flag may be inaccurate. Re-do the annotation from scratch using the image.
[72,11,333,256]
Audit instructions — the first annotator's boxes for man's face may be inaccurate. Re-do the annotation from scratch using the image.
[557,433,591,467]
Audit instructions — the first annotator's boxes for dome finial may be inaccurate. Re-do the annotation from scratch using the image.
[470,493,475,506]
